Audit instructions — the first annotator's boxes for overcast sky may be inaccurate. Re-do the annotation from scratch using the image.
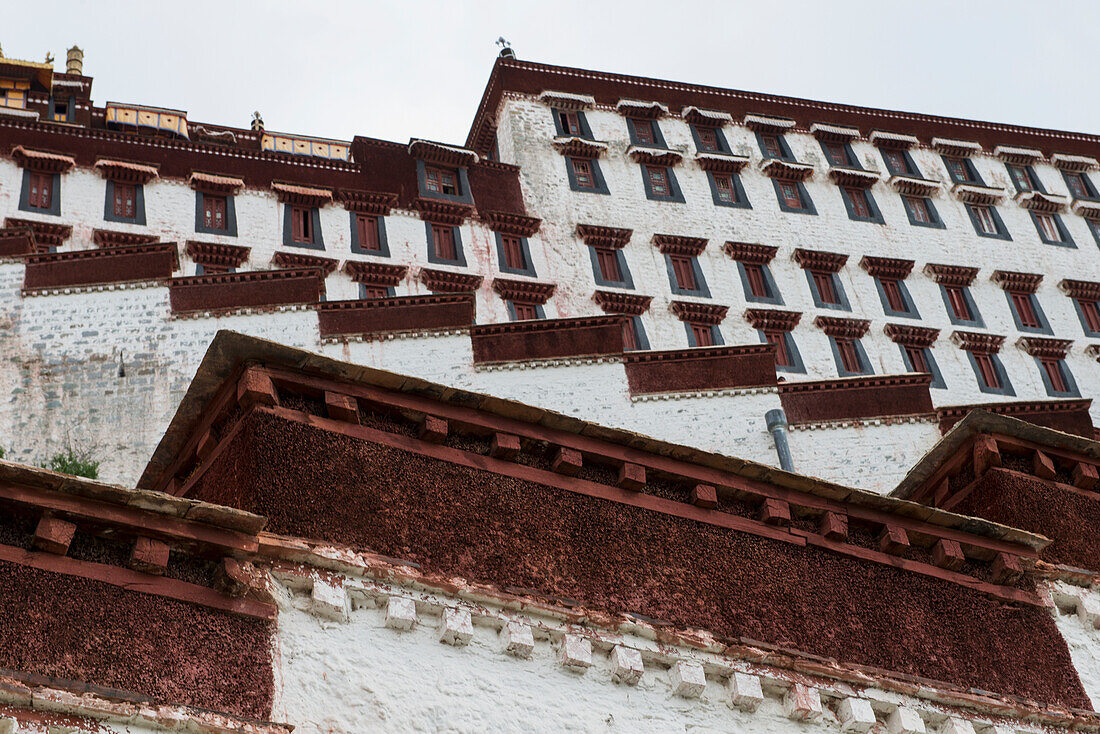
[8,1,1099,146]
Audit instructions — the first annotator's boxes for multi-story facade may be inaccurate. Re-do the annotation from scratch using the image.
[2,46,1100,732]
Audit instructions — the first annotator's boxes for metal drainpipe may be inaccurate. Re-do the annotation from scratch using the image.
[765,408,795,472]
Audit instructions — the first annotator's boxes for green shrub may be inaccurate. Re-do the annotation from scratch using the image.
[44,449,99,479]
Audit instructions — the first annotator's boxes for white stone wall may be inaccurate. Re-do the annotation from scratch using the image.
[496,95,1100,423]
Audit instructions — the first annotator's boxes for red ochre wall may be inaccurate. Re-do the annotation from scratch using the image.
[0,559,273,720]
[955,466,1100,572]
[191,411,1090,709]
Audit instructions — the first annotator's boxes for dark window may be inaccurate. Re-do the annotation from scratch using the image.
[27,172,53,209]
[812,271,839,305]
[432,226,457,261]
[882,150,914,176]
[621,318,639,351]
[425,167,458,196]
[972,205,998,235]
[595,248,622,282]
[906,196,931,223]
[356,214,381,252]
[714,174,736,203]
[1079,299,1100,333]
[1007,164,1035,192]
[778,181,802,208]
[203,195,227,231]
[670,255,697,291]
[571,158,595,189]
[647,166,670,196]
[904,345,930,374]
[744,263,768,298]
[824,142,850,166]
[697,127,719,152]
[764,330,791,367]
[631,118,655,145]
[843,187,871,218]
[690,323,715,347]
[880,278,906,312]
[558,111,581,136]
[360,285,390,299]
[761,135,783,158]
[1010,291,1041,329]
[500,235,526,270]
[836,338,861,373]
[974,353,1001,390]
[945,157,975,183]
[1066,172,1094,199]
[112,183,136,219]
[512,302,539,321]
[1040,358,1068,393]
[945,286,972,321]
[291,207,313,243]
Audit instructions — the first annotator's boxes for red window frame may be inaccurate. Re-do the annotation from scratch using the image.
[571,158,595,189]
[836,338,862,373]
[511,302,539,321]
[762,135,783,158]
[1079,298,1100,332]
[1066,173,1091,199]
[1040,358,1068,393]
[632,118,655,145]
[621,318,638,351]
[360,285,389,299]
[113,183,137,219]
[744,263,768,298]
[595,248,622,282]
[811,270,839,305]
[974,352,1001,389]
[764,330,791,367]
[903,345,930,374]
[824,143,850,166]
[1010,291,1041,328]
[778,181,802,209]
[1036,213,1061,241]
[883,150,910,175]
[973,205,997,234]
[880,278,906,312]
[670,255,697,291]
[697,127,719,152]
[906,196,931,223]
[291,206,313,243]
[500,235,526,270]
[432,225,457,261]
[945,285,972,321]
[356,214,380,251]
[946,157,973,183]
[690,323,714,347]
[425,167,458,196]
[203,195,227,231]
[1008,164,1033,191]
[844,187,871,218]
[713,174,736,203]
[558,111,581,136]
[647,166,670,196]
[27,172,53,209]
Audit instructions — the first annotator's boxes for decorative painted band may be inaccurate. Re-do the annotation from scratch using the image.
[624,344,777,395]
[779,374,934,425]
[168,268,322,314]
[937,400,1094,438]
[23,242,179,291]
[318,293,476,337]
[471,315,625,363]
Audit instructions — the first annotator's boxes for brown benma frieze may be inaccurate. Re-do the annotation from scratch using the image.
[1017,336,1072,359]
[670,301,729,325]
[624,344,777,395]
[779,374,935,425]
[419,267,484,292]
[814,316,870,339]
[724,241,778,264]
[652,233,707,256]
[492,277,556,303]
[1060,279,1100,301]
[93,229,159,248]
[4,217,72,248]
[576,223,632,249]
[185,240,250,270]
[471,315,624,363]
[343,260,408,286]
[271,251,340,275]
[744,308,801,332]
[168,268,322,314]
[480,209,541,236]
[924,263,980,287]
[593,290,652,315]
[860,256,915,280]
[952,331,1006,353]
[24,243,179,291]
[884,324,940,348]
[992,270,1043,294]
[793,248,847,272]
[318,293,475,337]
[335,188,399,215]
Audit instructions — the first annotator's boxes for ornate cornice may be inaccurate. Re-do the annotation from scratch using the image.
[11,145,75,173]
[271,251,340,275]
[694,152,749,173]
[1060,279,1100,301]
[952,183,1005,205]
[407,139,479,167]
[814,316,870,339]
[827,167,879,188]
[793,248,847,273]
[626,146,682,166]
[932,137,983,157]
[188,171,244,194]
[492,277,556,303]
[669,301,728,325]
[94,158,159,184]
[576,224,632,249]
[413,198,474,225]
[723,241,777,264]
[336,188,398,215]
[3,217,71,247]
[889,175,941,197]
[342,260,407,285]
[759,158,814,182]
[1017,336,1072,359]
[271,182,332,206]
[744,308,801,332]
[860,256,914,280]
[924,263,979,287]
[1015,190,1068,213]
[992,270,1042,294]
[419,267,483,292]
[593,290,652,316]
[884,324,939,348]
[868,130,919,149]
[951,331,1006,353]
[185,240,250,269]
[615,99,668,119]
[810,122,860,142]
[480,210,541,237]
[652,234,707,256]
[551,136,608,158]
[742,113,795,133]
[93,229,159,248]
